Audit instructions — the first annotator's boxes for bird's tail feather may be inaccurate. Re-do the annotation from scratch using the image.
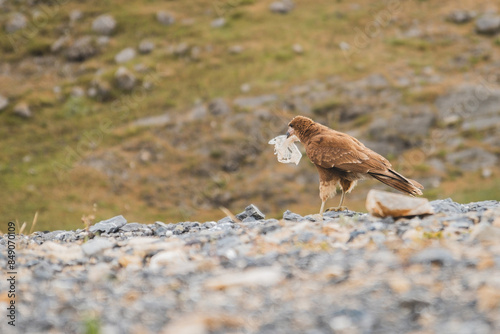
[369,170,423,196]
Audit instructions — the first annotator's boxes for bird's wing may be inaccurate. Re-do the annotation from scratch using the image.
[305,133,391,173]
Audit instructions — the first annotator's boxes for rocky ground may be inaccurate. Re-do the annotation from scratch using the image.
[1,199,500,333]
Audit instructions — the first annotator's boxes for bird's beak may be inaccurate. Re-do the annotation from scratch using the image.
[286,127,295,139]
[286,130,291,139]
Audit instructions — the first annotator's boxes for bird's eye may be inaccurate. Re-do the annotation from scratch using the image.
[289,124,293,128]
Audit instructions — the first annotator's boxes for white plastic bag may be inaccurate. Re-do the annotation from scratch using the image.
[268,135,302,165]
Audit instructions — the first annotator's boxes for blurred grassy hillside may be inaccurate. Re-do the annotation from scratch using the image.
[0,0,499,231]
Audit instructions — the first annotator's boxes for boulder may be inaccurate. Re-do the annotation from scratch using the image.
[92,14,116,35]
[269,0,294,14]
[0,95,9,111]
[89,215,127,234]
[366,190,434,218]
[13,102,32,118]
[114,67,136,91]
[66,36,96,61]
[208,98,231,116]
[115,47,136,63]
[475,15,500,35]
[157,11,175,26]
[211,17,226,28]
[447,10,475,24]
[138,40,154,54]
[446,148,498,172]
[5,12,27,33]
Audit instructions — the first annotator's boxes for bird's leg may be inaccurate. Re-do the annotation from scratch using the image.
[319,200,326,215]
[325,190,348,212]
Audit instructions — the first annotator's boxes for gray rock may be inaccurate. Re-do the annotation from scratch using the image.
[92,14,117,35]
[114,67,136,91]
[236,204,265,221]
[0,95,9,111]
[410,248,455,266]
[120,223,145,233]
[66,36,96,61]
[5,12,27,33]
[115,47,136,63]
[89,215,127,234]
[435,85,500,120]
[462,116,500,131]
[283,210,302,221]
[138,40,154,54]
[269,0,294,14]
[228,45,243,54]
[96,36,110,47]
[81,238,114,257]
[211,17,226,28]
[475,15,500,35]
[189,104,207,120]
[233,94,278,109]
[430,199,466,214]
[364,73,389,90]
[13,102,32,118]
[447,10,475,24]
[446,148,498,172]
[157,11,175,26]
[208,98,231,116]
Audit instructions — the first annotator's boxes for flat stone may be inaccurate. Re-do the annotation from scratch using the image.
[90,215,127,234]
[283,210,302,221]
[366,190,434,218]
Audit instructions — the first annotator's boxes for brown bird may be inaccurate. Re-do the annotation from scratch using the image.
[286,116,423,214]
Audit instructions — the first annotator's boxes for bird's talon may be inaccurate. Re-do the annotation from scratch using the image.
[325,206,348,212]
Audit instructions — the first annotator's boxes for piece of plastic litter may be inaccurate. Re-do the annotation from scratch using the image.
[268,135,302,165]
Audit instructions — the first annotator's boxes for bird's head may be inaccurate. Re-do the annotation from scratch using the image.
[287,115,315,142]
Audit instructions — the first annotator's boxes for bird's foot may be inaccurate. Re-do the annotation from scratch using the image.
[325,206,348,212]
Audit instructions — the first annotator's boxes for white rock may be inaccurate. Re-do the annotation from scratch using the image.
[5,13,27,33]
[114,67,136,91]
[0,95,9,111]
[211,17,226,28]
[13,102,32,118]
[138,40,154,54]
[115,47,136,63]
[157,11,175,26]
[366,189,434,218]
[92,14,116,35]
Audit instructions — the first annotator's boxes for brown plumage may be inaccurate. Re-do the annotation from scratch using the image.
[286,116,423,214]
